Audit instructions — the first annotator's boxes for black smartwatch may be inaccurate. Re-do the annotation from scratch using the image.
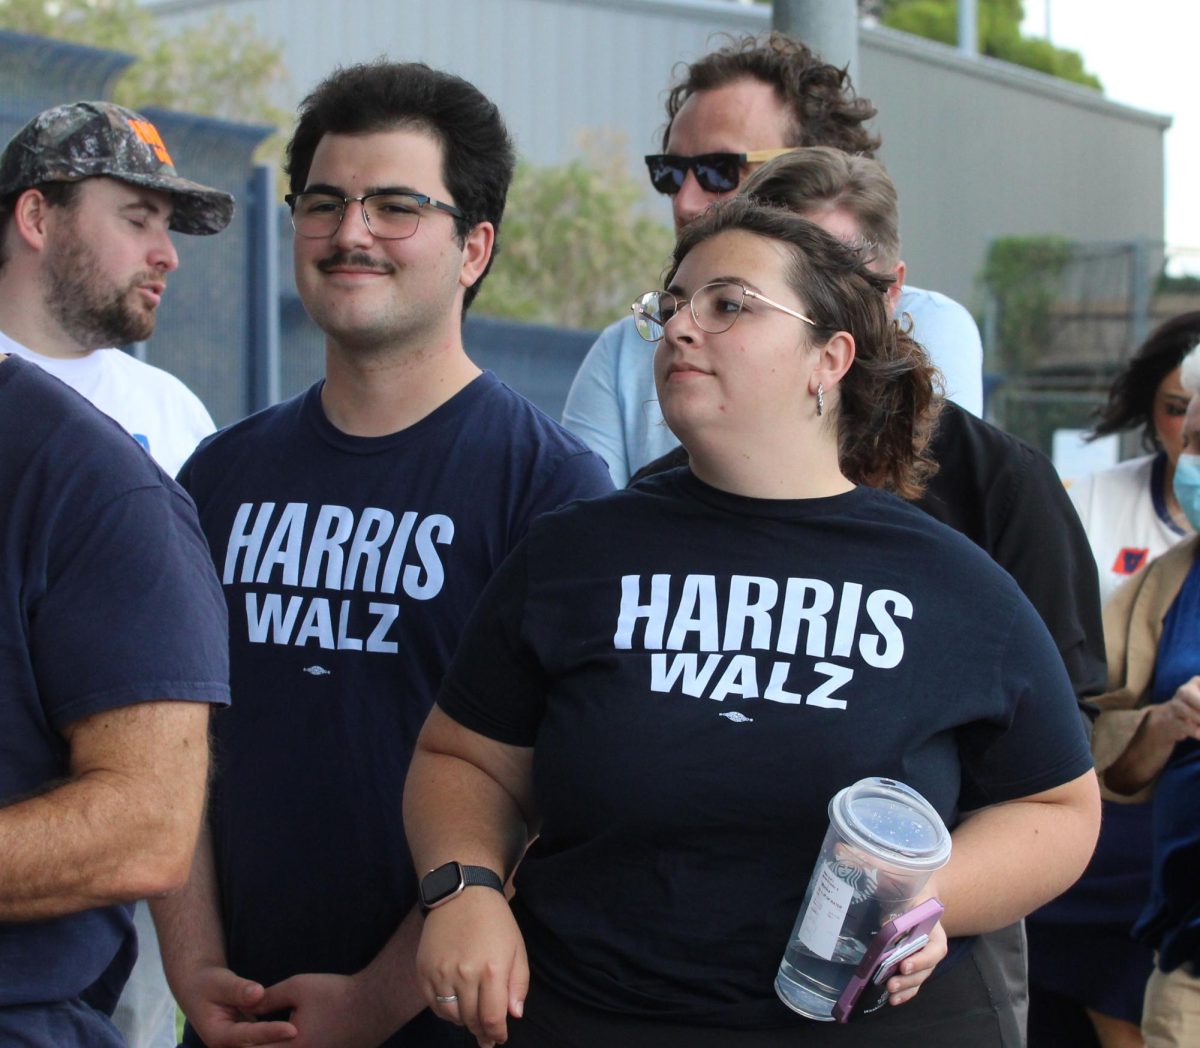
[419,861,503,914]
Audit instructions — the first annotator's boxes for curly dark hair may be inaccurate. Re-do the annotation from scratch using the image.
[662,32,880,157]
[1091,311,1200,451]
[286,61,515,313]
[666,198,938,499]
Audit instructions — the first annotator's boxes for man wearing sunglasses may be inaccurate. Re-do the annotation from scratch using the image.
[152,62,611,1048]
[562,32,984,486]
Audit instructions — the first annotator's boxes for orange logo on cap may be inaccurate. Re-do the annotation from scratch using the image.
[128,118,173,166]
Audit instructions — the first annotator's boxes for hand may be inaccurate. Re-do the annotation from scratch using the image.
[884,916,948,1006]
[251,972,397,1048]
[1153,677,1200,744]
[418,890,529,1048]
[176,965,297,1047]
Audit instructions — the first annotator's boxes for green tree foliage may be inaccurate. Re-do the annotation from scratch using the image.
[980,234,1073,374]
[880,0,1102,90]
[474,143,675,331]
[0,0,288,152]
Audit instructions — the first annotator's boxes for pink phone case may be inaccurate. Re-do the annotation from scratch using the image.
[831,897,945,1023]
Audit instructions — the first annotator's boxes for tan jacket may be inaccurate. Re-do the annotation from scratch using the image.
[1092,534,1200,802]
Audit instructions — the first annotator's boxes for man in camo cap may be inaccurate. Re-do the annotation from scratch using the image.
[0,100,235,1048]
[0,99,233,235]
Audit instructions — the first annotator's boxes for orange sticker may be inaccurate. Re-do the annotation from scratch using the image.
[1112,547,1149,576]
[128,118,173,166]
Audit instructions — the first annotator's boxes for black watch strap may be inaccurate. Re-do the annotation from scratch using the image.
[420,861,504,914]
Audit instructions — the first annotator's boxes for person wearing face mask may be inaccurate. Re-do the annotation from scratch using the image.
[1069,315,1200,606]
[1091,342,1200,1048]
[1026,315,1200,1048]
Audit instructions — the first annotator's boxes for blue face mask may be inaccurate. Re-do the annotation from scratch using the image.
[1173,453,1200,532]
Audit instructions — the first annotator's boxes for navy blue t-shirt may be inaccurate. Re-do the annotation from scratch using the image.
[1134,554,1200,970]
[0,356,230,1045]
[438,468,1095,1029]
[177,371,611,1046]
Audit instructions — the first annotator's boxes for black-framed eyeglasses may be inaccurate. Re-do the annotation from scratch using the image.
[631,281,815,342]
[284,191,464,240]
[644,149,799,196]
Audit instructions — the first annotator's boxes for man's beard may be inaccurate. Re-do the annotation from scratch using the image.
[45,237,159,350]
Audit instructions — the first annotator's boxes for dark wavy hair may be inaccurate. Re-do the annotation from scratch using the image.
[666,198,938,498]
[1091,311,1200,451]
[285,61,515,312]
[662,32,880,157]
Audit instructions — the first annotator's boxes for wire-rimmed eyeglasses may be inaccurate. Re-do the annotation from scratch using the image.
[631,281,816,342]
[284,191,464,240]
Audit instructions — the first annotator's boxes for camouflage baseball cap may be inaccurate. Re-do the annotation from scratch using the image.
[0,100,234,235]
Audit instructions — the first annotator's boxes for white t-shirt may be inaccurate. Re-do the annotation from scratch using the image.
[0,334,215,478]
[1068,452,1191,605]
[561,285,984,486]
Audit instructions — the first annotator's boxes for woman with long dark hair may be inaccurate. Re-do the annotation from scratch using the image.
[1071,314,1200,603]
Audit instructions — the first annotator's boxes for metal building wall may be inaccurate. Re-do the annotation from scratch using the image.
[143,0,1168,311]
[858,27,1168,314]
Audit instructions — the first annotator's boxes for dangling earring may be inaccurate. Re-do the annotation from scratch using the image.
[816,383,825,418]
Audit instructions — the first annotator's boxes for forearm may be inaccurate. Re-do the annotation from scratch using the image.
[152,823,228,991]
[403,745,531,883]
[0,778,178,918]
[0,703,209,920]
[1104,707,1179,795]
[935,772,1101,937]
[348,906,428,1033]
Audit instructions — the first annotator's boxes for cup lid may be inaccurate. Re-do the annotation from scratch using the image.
[830,777,952,871]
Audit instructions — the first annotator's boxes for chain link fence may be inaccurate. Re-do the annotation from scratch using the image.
[982,237,1200,464]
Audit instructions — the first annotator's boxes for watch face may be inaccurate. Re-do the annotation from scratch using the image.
[421,862,465,908]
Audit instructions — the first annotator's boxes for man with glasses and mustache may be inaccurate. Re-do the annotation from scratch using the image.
[0,99,235,1048]
[562,32,985,486]
[152,61,611,1048]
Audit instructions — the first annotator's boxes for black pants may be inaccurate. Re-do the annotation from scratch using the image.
[473,949,1007,1048]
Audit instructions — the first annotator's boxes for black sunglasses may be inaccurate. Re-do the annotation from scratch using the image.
[644,149,798,195]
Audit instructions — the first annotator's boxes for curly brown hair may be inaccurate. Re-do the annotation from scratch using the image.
[662,32,880,157]
[666,198,939,499]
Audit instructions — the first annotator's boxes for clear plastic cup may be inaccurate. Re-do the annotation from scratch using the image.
[774,777,952,1020]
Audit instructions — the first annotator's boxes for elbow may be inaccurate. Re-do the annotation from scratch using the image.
[114,792,207,901]
[118,821,202,900]
[143,839,198,896]
[1100,764,1156,800]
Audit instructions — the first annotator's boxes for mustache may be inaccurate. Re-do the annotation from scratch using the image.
[317,251,395,274]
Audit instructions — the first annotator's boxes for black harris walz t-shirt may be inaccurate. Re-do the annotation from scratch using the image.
[439,468,1094,1029]
[177,372,611,1046]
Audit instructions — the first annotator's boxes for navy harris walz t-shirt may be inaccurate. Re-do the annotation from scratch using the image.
[439,468,1095,1029]
[0,356,230,1046]
[177,371,612,1047]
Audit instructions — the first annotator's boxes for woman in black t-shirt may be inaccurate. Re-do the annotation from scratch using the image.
[403,200,1101,1048]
